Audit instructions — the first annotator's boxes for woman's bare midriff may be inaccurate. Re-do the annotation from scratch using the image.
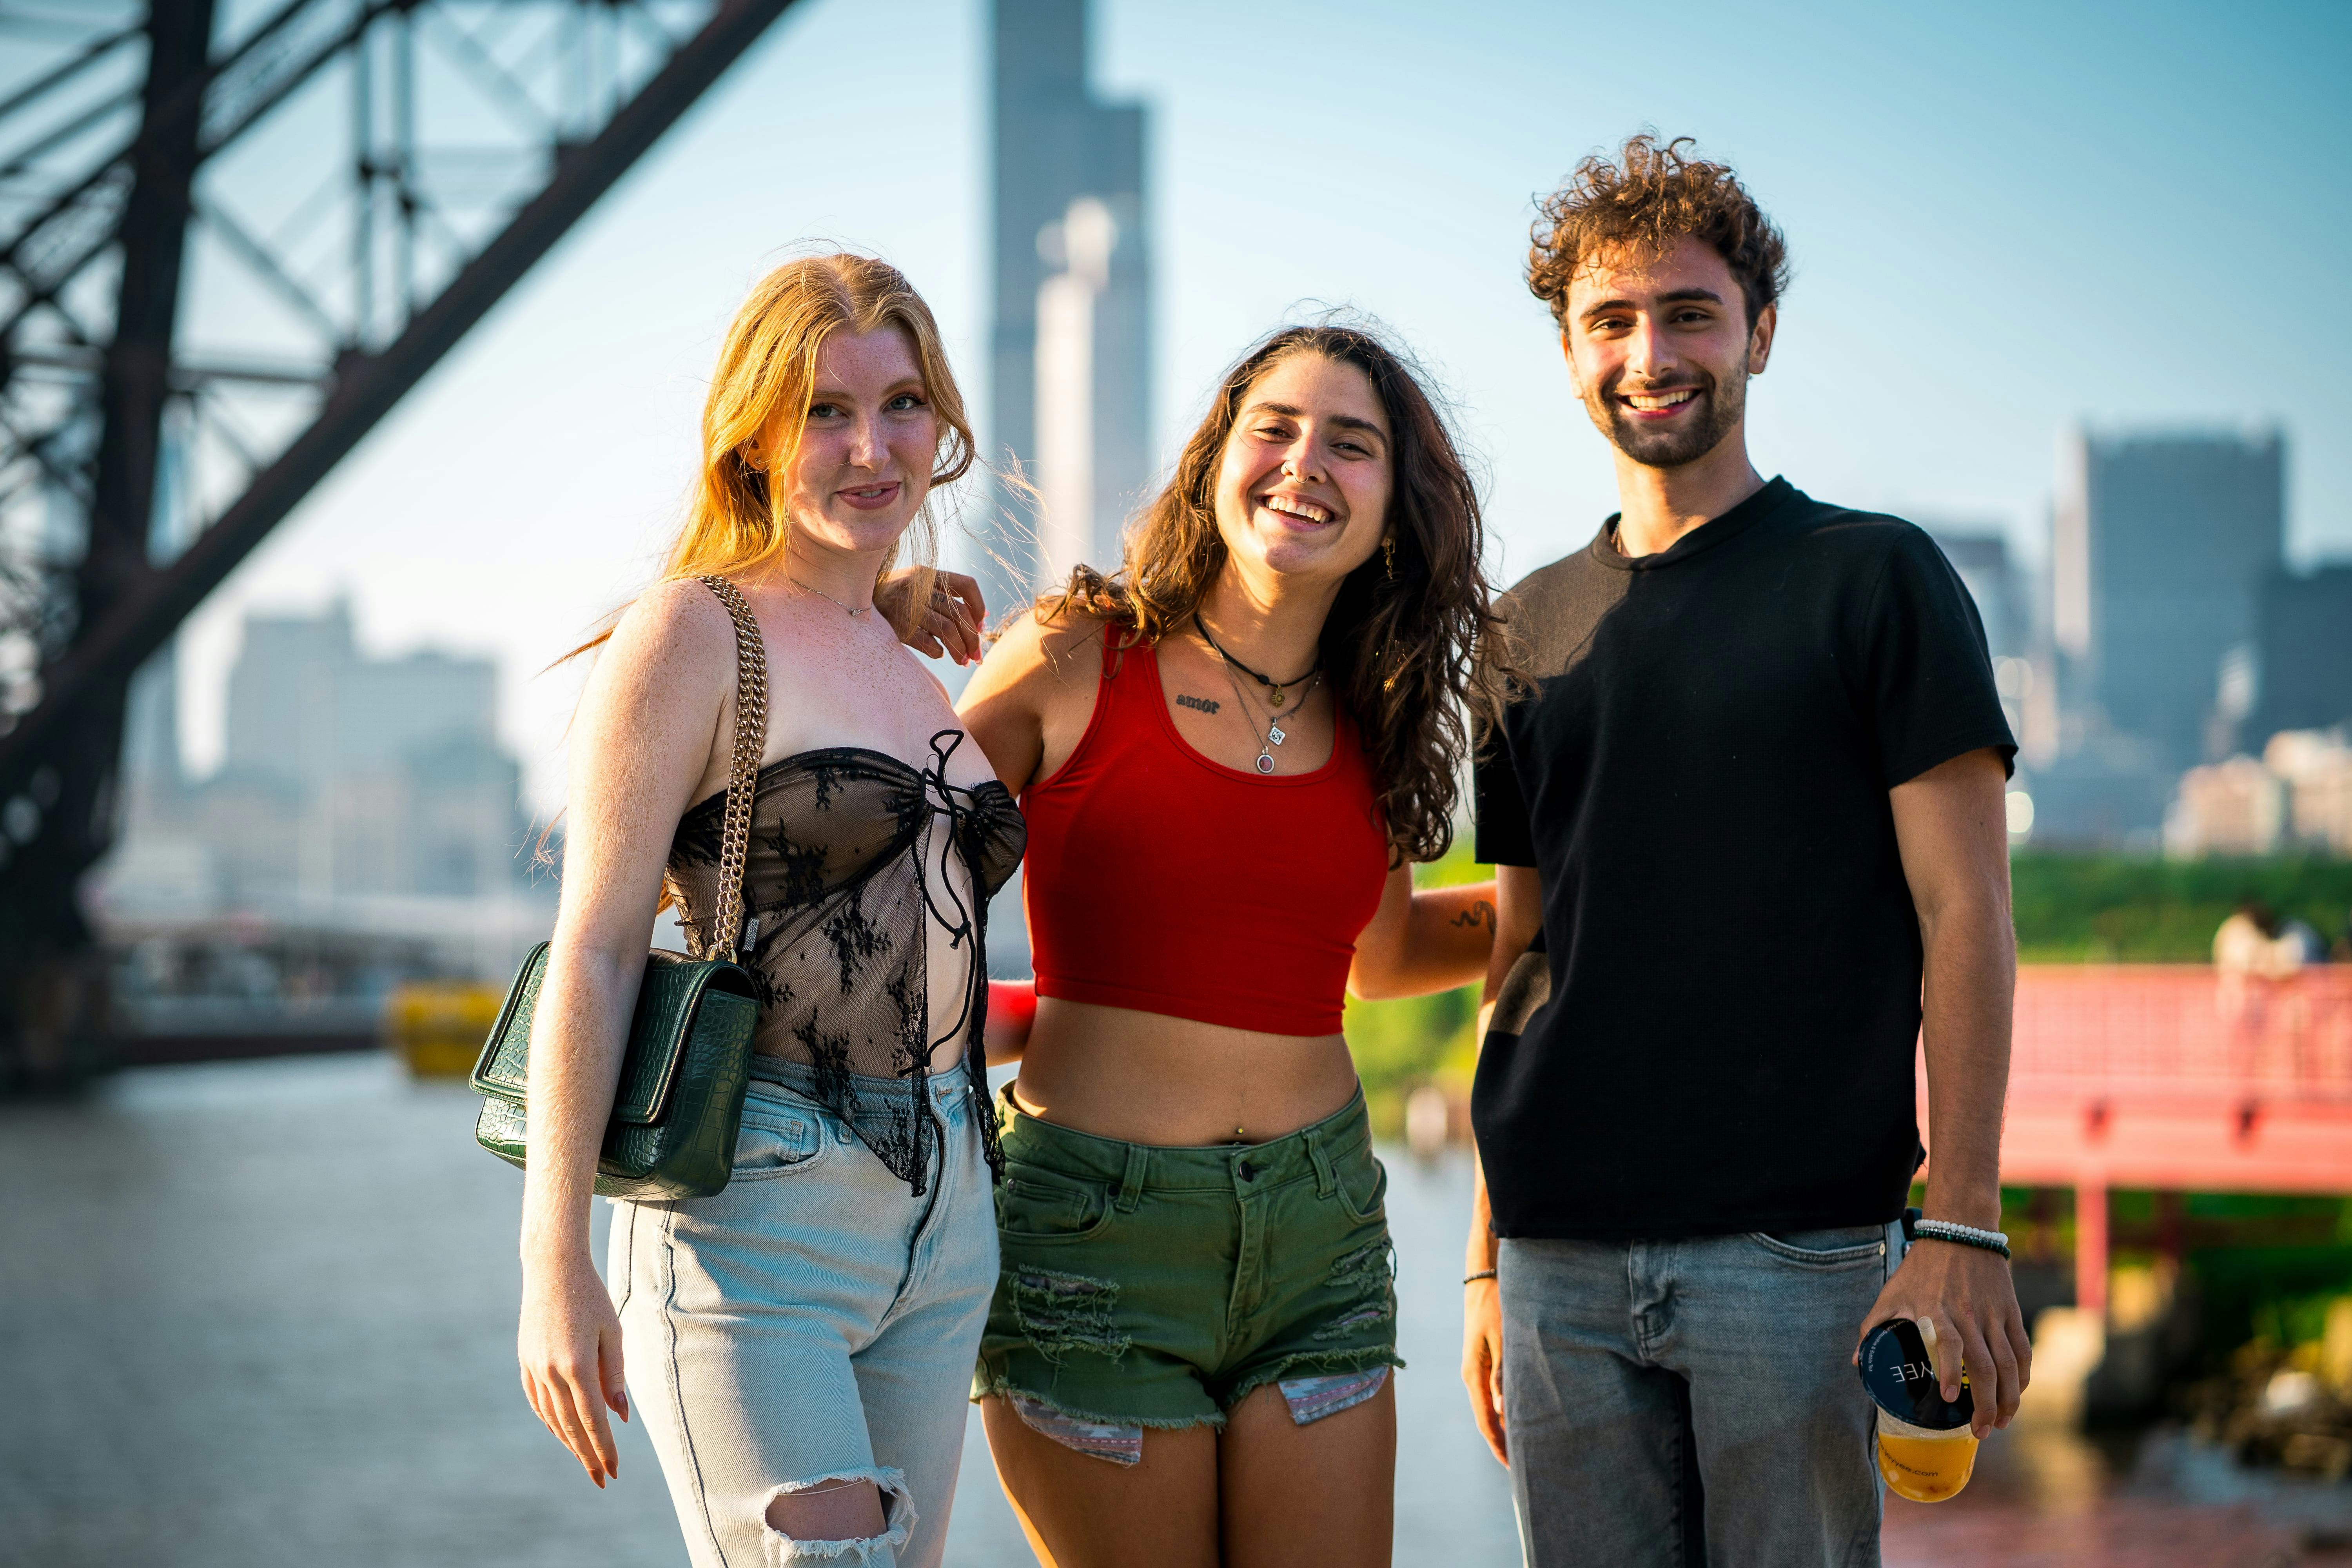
[1008,997,1362,1147]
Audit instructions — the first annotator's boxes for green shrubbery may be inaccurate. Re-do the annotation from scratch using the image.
[2011,854,2352,962]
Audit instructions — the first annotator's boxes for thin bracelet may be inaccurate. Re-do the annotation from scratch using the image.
[1911,1219,2012,1260]
[1463,1269,1498,1284]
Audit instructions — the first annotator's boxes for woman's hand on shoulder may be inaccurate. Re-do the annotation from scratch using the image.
[877,568,986,665]
[955,606,1104,795]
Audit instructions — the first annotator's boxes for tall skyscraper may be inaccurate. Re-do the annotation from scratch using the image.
[985,0,1151,611]
[2052,429,2284,769]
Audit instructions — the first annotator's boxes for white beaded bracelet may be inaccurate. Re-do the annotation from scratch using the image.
[1911,1218,2011,1259]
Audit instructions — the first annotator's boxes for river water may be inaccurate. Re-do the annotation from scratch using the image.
[2,1054,2343,1566]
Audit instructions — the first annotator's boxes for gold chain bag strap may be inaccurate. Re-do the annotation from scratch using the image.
[702,574,768,962]
[468,575,770,1200]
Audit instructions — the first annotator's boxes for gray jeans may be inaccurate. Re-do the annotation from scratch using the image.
[1498,1223,1900,1568]
[611,1058,997,1568]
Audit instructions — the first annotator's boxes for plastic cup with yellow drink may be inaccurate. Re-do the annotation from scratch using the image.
[1857,1316,1978,1502]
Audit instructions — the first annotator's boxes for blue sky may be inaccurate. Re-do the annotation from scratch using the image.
[175,0,2352,807]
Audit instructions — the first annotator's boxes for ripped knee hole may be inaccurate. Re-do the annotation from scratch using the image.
[760,1468,915,1561]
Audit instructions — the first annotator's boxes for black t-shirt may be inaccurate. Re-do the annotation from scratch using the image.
[1472,478,2016,1239]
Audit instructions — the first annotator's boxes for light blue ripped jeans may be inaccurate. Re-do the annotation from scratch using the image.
[610,1058,996,1568]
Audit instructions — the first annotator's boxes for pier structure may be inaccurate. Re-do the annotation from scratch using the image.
[1920,965,2352,1314]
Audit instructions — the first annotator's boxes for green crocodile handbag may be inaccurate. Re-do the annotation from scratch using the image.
[469,575,769,1200]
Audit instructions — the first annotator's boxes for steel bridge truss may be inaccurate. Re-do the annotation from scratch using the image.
[0,0,793,1080]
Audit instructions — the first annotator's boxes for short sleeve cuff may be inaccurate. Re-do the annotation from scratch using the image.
[1884,730,2018,789]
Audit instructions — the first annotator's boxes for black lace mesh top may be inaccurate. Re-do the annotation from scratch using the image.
[665,731,1025,1194]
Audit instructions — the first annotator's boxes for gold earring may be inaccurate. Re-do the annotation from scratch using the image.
[1383,536,1396,579]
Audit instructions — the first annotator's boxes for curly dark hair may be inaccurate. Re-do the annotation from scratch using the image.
[1528,134,1789,328]
[1040,323,1510,865]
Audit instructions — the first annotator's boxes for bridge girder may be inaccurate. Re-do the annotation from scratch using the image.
[0,0,797,1084]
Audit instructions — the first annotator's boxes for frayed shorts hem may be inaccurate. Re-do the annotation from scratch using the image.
[972,1370,1226,1432]
[1221,1349,1405,1414]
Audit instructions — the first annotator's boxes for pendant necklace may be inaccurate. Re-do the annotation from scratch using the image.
[1219,658,1318,775]
[788,575,871,617]
[1196,614,1317,708]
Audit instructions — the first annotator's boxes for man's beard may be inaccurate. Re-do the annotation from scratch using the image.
[1586,365,1746,469]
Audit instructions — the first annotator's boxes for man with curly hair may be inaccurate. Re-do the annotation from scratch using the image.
[1461,135,2032,1564]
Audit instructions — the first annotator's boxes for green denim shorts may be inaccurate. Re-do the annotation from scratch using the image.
[973,1083,1401,1431]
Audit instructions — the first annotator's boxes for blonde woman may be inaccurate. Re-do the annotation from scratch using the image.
[514,253,1022,1568]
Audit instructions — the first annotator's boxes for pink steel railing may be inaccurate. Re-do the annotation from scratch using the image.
[1932,966,2352,1313]
[2006,966,2352,1105]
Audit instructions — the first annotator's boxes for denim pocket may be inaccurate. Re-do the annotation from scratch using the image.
[996,1169,1113,1242]
[730,1103,828,1179]
[1747,1227,1887,1268]
[1333,1147,1389,1224]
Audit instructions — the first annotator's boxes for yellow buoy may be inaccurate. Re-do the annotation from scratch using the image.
[385,981,504,1078]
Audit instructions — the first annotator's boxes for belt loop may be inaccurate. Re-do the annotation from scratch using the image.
[1116,1143,1149,1213]
[1307,1124,1336,1198]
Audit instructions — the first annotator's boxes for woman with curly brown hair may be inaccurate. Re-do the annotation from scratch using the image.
[956,323,1509,1566]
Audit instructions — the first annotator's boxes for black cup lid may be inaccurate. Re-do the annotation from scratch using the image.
[1858,1318,1973,1430]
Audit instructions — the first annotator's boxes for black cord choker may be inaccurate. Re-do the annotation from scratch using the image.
[1195,615,1319,709]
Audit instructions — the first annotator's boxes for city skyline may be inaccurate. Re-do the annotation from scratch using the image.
[103,597,543,914]
[143,0,2352,812]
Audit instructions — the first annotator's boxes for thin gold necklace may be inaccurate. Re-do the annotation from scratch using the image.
[788,575,871,617]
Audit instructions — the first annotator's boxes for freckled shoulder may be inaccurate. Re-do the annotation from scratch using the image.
[612,575,735,656]
[596,577,739,704]
[566,577,742,813]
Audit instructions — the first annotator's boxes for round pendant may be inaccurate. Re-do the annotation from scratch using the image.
[1255,753,1276,775]
[1269,686,1284,707]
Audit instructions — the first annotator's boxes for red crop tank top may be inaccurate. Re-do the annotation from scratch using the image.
[1021,632,1389,1036]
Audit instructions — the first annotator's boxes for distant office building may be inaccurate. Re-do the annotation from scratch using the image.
[2023,737,2172,850]
[985,0,1152,610]
[2164,730,2352,859]
[2250,565,2352,743]
[95,599,539,918]
[2052,428,2284,771]
[2165,755,2284,858]
[2265,729,2352,856]
[226,601,496,790]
